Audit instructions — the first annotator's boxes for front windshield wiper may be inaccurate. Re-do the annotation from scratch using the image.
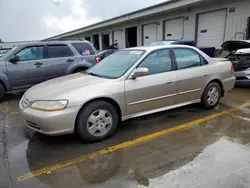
[86,72,104,78]
[85,72,117,79]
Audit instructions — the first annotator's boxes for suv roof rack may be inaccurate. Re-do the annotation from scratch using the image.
[41,38,86,42]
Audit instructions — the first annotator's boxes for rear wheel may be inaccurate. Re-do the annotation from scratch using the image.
[201,82,221,109]
[76,101,119,142]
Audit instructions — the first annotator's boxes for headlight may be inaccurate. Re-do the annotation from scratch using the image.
[31,100,68,111]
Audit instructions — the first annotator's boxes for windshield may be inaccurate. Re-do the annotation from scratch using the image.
[149,41,174,46]
[0,47,17,60]
[86,50,145,79]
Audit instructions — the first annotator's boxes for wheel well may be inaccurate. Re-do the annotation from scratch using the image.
[74,97,122,130]
[72,67,88,73]
[0,80,7,92]
[208,79,224,97]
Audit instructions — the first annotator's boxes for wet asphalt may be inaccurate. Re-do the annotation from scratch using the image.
[1,88,250,188]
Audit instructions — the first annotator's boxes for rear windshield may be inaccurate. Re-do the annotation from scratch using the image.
[72,43,95,55]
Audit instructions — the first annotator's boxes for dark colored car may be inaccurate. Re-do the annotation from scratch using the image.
[97,43,118,60]
[149,40,216,57]
[220,40,250,86]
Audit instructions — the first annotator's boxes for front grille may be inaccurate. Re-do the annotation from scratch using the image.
[26,121,40,130]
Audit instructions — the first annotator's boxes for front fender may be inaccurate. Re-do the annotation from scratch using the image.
[0,73,10,91]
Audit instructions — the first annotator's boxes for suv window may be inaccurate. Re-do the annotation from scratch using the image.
[15,46,44,61]
[47,45,73,58]
[72,43,95,55]
[138,49,172,75]
[173,48,202,70]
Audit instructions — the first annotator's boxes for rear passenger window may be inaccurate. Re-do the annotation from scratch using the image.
[47,45,73,58]
[173,48,202,70]
[72,43,95,55]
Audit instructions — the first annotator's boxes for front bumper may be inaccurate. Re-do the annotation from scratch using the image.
[233,70,250,87]
[19,101,81,136]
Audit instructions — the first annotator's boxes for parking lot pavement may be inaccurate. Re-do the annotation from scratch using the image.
[1,88,250,188]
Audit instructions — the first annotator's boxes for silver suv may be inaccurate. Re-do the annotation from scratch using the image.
[0,40,99,99]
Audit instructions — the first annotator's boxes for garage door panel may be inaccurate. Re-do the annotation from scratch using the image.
[197,9,227,48]
[113,30,123,49]
[143,23,157,46]
[164,18,184,40]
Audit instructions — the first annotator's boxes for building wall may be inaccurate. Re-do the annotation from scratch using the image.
[59,0,250,50]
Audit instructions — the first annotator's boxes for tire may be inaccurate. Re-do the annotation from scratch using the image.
[201,82,221,109]
[76,101,119,142]
[0,84,5,101]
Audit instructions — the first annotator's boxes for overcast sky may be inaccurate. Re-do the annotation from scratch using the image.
[0,0,167,42]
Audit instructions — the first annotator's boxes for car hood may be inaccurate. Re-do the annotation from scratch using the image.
[221,40,250,53]
[24,73,108,102]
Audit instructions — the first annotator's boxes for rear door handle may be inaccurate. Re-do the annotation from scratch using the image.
[67,59,74,62]
[203,74,208,77]
[34,62,43,66]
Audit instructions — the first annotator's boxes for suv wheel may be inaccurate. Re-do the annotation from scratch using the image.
[0,84,5,101]
[201,82,221,109]
[76,101,119,142]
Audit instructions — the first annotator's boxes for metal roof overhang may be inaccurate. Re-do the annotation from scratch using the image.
[45,0,202,40]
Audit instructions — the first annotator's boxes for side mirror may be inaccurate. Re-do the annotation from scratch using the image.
[9,55,20,63]
[131,67,149,79]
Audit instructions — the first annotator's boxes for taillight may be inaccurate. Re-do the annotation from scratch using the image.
[231,64,235,72]
[95,57,101,63]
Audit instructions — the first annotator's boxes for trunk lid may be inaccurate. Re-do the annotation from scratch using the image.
[221,40,250,52]
[221,41,250,71]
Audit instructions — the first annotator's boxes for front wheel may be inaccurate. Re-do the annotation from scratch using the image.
[201,82,221,109]
[0,83,5,101]
[76,101,119,142]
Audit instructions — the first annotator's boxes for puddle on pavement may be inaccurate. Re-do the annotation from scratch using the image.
[12,107,250,188]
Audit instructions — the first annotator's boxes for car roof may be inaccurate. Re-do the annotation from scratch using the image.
[125,45,197,52]
[15,40,90,48]
[153,39,194,42]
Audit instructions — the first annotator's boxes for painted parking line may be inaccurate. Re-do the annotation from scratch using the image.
[16,102,250,182]
[10,112,19,115]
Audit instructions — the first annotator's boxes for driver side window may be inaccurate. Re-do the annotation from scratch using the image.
[138,49,172,75]
[15,46,44,61]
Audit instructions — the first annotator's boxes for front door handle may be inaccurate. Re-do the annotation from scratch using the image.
[34,62,43,66]
[67,59,74,62]
[167,81,174,84]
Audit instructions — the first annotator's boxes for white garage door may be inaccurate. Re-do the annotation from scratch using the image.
[143,23,157,46]
[164,18,184,40]
[197,9,227,48]
[113,30,123,49]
